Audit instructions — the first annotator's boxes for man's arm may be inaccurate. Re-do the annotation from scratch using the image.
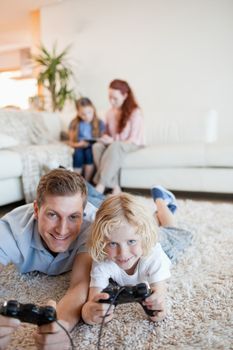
[56,252,92,329]
[142,281,168,322]
[34,253,92,349]
[0,316,20,350]
[0,263,21,350]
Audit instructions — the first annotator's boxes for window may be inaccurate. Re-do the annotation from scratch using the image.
[0,71,37,109]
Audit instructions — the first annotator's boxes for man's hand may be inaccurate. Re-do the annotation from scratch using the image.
[142,282,167,322]
[82,293,115,325]
[33,300,71,350]
[0,315,20,350]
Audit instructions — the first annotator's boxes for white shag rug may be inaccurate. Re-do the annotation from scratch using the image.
[1,199,233,350]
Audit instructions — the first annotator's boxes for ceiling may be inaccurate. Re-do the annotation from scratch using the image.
[0,0,66,52]
[0,0,64,26]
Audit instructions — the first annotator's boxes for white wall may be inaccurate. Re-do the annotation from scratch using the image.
[41,0,233,143]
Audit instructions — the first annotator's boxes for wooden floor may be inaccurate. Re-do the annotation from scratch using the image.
[0,200,25,217]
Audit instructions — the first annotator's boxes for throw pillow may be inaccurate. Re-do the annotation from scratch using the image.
[0,133,19,149]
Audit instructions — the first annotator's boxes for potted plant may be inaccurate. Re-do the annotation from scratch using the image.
[33,44,76,111]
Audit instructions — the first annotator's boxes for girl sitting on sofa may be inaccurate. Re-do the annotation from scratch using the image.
[68,97,105,181]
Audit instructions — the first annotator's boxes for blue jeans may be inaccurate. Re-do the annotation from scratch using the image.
[73,147,93,168]
[86,181,105,208]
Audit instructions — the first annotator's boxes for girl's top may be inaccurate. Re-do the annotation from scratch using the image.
[69,119,105,141]
[105,107,145,146]
[90,243,171,289]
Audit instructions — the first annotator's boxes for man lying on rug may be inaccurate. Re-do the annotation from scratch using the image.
[0,168,102,349]
[0,169,192,349]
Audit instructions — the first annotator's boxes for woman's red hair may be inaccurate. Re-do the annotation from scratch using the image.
[109,79,139,133]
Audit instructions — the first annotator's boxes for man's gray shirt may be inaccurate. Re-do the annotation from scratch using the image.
[0,203,96,275]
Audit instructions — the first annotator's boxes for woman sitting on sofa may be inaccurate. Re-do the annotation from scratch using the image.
[93,79,145,195]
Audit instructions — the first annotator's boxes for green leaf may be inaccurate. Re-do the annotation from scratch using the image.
[32,43,76,111]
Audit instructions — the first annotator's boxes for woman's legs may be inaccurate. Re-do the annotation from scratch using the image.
[94,141,140,193]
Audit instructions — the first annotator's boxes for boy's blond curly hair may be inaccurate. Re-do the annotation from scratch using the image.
[88,193,158,262]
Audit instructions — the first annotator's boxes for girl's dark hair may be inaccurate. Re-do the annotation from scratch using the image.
[109,79,139,133]
[73,97,101,140]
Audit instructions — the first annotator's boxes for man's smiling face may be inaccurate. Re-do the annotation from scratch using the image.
[34,194,84,253]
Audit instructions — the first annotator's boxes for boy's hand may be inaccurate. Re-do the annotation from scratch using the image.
[142,284,167,322]
[82,293,115,325]
[0,315,20,350]
[33,300,70,350]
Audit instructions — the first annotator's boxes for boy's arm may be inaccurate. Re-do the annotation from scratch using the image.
[143,280,168,322]
[57,252,92,329]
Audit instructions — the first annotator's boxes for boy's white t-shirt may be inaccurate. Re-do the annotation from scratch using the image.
[90,243,171,289]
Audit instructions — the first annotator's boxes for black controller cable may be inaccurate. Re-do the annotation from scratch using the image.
[97,287,125,350]
[55,320,75,350]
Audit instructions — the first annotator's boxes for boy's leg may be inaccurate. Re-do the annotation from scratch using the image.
[155,199,177,227]
[86,181,105,208]
[151,185,177,214]
[151,185,178,227]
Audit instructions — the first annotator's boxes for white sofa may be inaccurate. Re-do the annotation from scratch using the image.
[0,109,73,206]
[0,109,233,207]
[121,112,233,194]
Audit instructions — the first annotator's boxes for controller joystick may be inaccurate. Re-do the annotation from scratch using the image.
[99,279,155,317]
[0,300,57,325]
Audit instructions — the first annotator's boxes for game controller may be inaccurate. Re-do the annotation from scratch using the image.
[0,300,57,325]
[99,279,155,317]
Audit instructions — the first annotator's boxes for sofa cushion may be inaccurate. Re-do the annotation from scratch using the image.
[0,150,22,179]
[0,110,62,145]
[41,112,62,140]
[123,144,206,168]
[0,178,24,205]
[120,167,233,193]
[205,144,233,167]
[0,134,19,149]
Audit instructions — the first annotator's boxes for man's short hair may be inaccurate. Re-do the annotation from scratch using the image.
[36,169,87,208]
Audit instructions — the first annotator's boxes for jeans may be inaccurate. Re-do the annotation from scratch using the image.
[73,147,93,167]
[86,181,105,208]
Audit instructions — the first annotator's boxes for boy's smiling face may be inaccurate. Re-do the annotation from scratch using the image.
[104,221,143,275]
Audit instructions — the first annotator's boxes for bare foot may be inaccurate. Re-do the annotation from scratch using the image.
[95,183,105,194]
[112,185,122,195]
